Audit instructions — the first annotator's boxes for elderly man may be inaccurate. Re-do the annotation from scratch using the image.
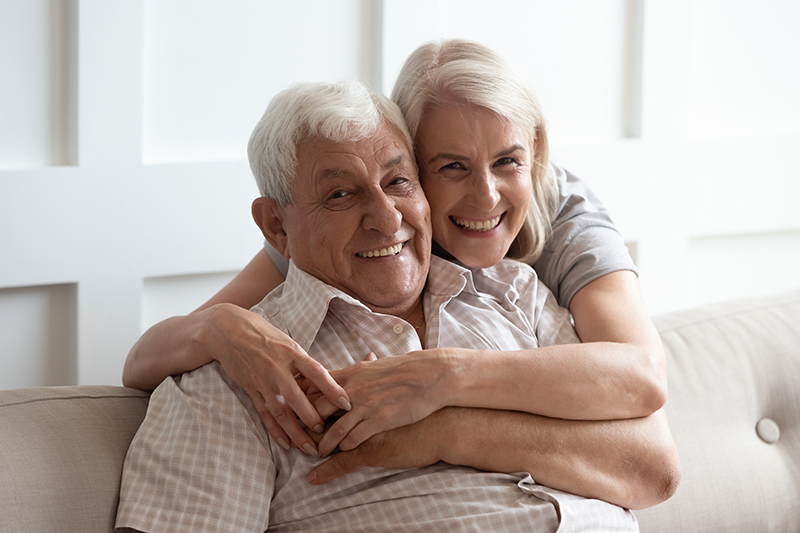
[116,80,676,533]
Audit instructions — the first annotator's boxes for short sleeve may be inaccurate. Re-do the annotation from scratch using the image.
[265,240,290,278]
[116,362,275,533]
[533,165,638,308]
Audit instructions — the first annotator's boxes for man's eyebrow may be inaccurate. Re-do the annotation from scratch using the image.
[320,168,351,180]
[382,154,406,170]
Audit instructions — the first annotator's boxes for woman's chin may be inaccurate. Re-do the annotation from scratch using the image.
[450,247,507,269]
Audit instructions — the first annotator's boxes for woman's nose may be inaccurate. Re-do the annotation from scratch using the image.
[466,168,501,210]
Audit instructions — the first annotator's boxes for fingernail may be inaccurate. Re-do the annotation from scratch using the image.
[303,443,319,457]
[277,438,290,451]
[314,424,324,434]
[338,397,352,411]
[306,471,317,484]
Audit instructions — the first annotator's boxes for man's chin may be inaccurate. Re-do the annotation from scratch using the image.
[352,279,426,315]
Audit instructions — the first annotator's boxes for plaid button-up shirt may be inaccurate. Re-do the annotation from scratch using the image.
[116,256,638,532]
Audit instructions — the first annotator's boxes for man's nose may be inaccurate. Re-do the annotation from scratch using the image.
[362,190,402,235]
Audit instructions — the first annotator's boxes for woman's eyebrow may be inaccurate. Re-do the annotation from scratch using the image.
[426,152,467,165]
[493,144,527,159]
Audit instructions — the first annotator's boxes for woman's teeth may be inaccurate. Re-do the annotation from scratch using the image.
[357,243,404,258]
[452,215,501,232]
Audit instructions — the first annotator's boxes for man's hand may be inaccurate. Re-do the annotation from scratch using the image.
[311,349,458,457]
[306,410,444,485]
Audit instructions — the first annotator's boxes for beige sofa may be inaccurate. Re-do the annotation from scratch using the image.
[2,290,799,532]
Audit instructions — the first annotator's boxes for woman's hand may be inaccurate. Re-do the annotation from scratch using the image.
[198,303,351,454]
[312,348,457,457]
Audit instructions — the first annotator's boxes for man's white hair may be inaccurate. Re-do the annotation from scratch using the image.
[248,80,414,205]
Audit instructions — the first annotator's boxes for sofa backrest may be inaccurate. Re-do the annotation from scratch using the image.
[634,289,800,531]
[0,386,149,533]
[1,290,798,532]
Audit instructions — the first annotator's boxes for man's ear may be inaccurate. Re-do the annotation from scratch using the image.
[252,197,291,259]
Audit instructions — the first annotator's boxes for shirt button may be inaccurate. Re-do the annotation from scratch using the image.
[392,324,403,335]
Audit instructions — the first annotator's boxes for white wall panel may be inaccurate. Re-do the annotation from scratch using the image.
[689,0,800,139]
[143,0,366,164]
[1,0,799,388]
[0,0,73,169]
[142,271,237,332]
[684,230,800,309]
[0,284,77,389]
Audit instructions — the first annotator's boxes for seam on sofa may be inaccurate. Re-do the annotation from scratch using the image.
[0,393,150,409]
[655,298,800,335]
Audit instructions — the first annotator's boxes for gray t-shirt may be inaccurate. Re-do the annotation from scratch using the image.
[264,163,637,309]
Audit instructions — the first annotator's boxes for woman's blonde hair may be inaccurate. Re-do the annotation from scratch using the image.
[391,39,558,264]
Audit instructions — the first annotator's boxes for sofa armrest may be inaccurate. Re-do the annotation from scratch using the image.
[0,386,149,533]
[634,290,800,531]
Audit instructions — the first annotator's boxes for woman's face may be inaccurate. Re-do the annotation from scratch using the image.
[415,104,533,269]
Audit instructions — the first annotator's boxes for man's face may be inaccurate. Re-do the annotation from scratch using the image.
[276,121,431,316]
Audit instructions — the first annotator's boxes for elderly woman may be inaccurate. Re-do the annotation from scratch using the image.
[123,40,673,504]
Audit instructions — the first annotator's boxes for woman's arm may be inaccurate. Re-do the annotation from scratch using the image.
[313,269,666,457]
[308,407,681,511]
[447,270,666,420]
[122,249,350,453]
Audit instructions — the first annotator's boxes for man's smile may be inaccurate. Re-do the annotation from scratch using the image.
[356,242,405,258]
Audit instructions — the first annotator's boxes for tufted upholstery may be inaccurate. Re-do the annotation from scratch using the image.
[634,289,800,531]
[1,290,798,532]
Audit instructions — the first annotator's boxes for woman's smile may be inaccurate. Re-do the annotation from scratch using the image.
[450,214,504,233]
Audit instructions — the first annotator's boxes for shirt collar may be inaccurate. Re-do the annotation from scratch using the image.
[276,261,370,352]
[426,255,479,299]
[262,256,480,352]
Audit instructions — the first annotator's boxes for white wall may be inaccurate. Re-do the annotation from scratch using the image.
[2,0,799,389]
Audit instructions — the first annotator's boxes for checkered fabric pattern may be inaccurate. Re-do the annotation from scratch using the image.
[116,257,638,532]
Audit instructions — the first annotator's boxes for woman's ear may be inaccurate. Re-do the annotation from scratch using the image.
[252,197,290,259]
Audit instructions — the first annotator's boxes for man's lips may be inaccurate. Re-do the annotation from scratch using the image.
[356,242,405,258]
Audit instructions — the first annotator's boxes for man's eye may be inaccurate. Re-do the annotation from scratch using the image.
[388,177,408,186]
[328,190,349,200]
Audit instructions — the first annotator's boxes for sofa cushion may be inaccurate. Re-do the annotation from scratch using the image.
[634,289,800,532]
[0,386,149,533]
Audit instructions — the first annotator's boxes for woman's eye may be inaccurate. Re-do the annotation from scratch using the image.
[495,157,517,166]
[440,162,465,172]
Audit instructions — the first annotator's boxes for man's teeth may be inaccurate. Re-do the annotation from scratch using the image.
[357,243,404,258]
[452,215,501,232]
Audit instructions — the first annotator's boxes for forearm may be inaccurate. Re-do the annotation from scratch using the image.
[123,249,285,392]
[441,338,665,421]
[440,271,667,420]
[436,407,680,510]
[122,308,220,391]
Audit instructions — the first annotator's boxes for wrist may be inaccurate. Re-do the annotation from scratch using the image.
[191,303,238,365]
[435,348,478,409]
[430,407,464,466]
